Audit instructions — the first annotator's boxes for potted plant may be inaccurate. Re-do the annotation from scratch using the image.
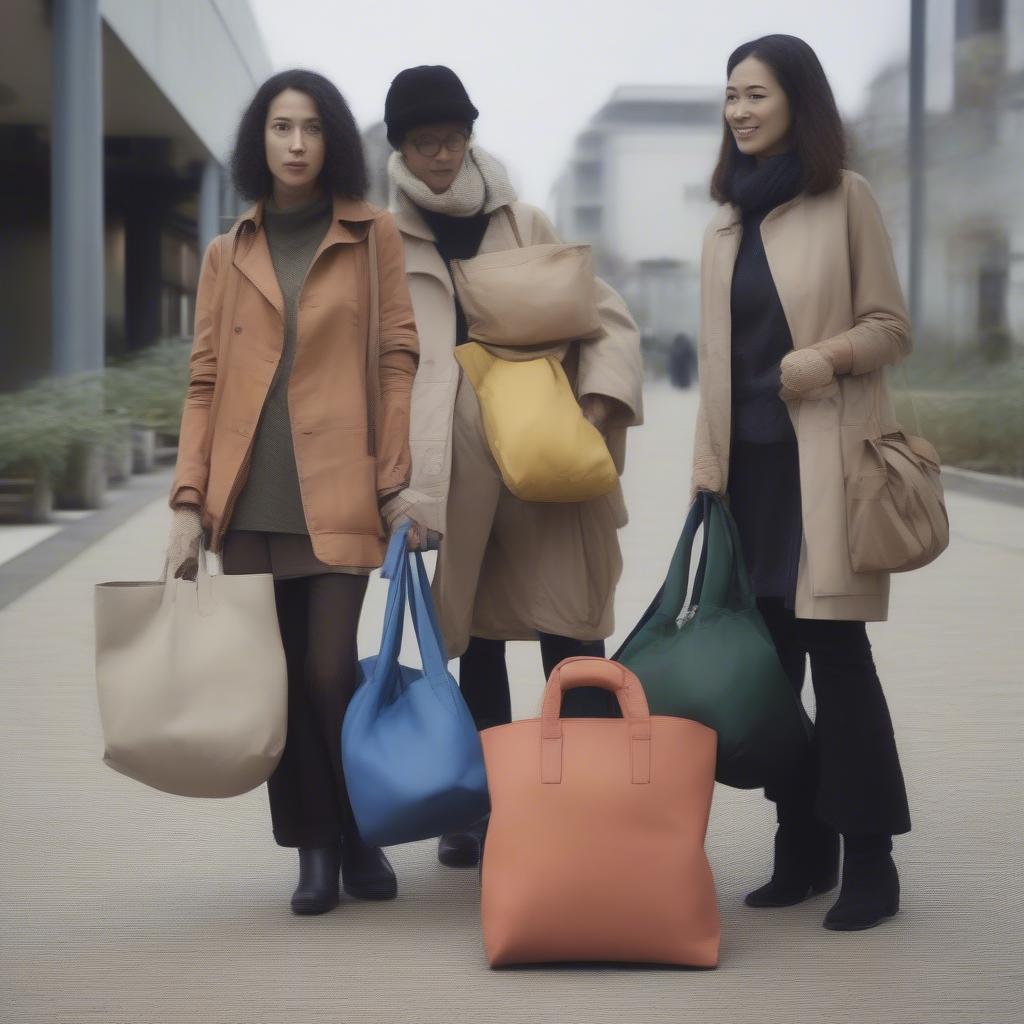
[105,340,191,473]
[0,383,74,522]
[41,374,126,510]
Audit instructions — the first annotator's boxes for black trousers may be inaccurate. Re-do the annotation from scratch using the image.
[458,633,607,731]
[222,535,368,848]
[759,598,911,837]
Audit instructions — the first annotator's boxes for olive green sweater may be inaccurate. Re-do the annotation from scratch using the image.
[230,194,331,534]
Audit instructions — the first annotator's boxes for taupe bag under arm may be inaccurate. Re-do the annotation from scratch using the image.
[846,428,949,574]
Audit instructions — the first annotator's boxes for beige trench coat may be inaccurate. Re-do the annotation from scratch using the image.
[692,171,912,622]
[390,193,643,654]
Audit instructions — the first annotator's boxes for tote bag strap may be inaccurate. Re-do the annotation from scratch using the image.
[701,494,756,615]
[366,221,381,457]
[367,526,411,709]
[406,550,451,679]
[612,496,709,660]
[644,500,699,622]
[503,205,525,249]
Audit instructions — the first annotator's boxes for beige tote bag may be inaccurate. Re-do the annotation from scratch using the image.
[95,557,287,797]
[450,208,601,351]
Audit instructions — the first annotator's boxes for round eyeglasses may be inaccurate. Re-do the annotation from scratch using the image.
[410,131,469,158]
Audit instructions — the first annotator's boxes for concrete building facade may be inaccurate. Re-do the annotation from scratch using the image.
[0,0,271,391]
[552,86,722,342]
[856,0,1024,351]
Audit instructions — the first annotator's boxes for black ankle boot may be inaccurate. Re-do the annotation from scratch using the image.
[437,818,488,868]
[824,834,899,930]
[340,830,397,901]
[291,843,341,915]
[745,820,840,908]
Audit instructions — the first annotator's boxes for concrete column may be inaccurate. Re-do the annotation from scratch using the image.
[908,0,927,331]
[198,158,221,257]
[51,0,105,377]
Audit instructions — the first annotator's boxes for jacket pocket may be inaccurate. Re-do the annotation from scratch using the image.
[299,425,382,538]
[328,454,383,538]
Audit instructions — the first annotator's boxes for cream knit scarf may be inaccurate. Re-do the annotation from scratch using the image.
[388,143,517,217]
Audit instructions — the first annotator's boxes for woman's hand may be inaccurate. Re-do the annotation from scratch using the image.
[779,337,855,395]
[380,494,440,552]
[166,505,204,581]
[780,348,834,394]
[579,393,627,434]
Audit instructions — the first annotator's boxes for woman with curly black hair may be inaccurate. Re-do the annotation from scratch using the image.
[166,70,419,915]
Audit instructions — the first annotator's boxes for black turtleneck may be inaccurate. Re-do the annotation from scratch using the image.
[729,152,804,444]
[417,206,491,344]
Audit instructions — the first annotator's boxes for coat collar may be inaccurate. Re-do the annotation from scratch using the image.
[230,194,377,316]
[237,193,375,238]
[713,193,805,234]
[390,190,437,242]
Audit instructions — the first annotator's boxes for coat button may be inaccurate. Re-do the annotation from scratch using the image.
[233,325,243,334]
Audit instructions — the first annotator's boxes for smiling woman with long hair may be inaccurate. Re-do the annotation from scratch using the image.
[691,35,913,931]
[166,69,419,916]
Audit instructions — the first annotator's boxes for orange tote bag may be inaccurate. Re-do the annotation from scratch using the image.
[479,657,720,968]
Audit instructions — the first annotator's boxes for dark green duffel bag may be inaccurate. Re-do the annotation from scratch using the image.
[614,492,812,789]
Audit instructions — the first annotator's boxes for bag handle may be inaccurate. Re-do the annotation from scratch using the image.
[367,526,412,708]
[651,497,704,622]
[366,222,380,457]
[503,206,524,250]
[539,657,651,785]
[406,548,451,681]
[704,494,756,614]
[370,525,450,700]
[647,492,754,624]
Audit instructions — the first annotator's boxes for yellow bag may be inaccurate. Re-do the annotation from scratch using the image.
[455,342,618,503]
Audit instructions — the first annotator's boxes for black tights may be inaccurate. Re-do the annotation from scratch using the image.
[266,573,369,848]
[458,633,610,731]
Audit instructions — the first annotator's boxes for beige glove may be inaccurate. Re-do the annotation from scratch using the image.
[689,464,724,503]
[779,337,854,395]
[379,494,440,552]
[166,505,203,581]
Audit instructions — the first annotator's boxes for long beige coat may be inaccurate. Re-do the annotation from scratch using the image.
[692,170,911,622]
[390,193,643,653]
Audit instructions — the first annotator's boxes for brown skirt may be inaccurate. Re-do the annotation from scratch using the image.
[220,531,372,580]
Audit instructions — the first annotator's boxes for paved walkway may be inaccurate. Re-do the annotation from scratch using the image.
[1,383,1021,1023]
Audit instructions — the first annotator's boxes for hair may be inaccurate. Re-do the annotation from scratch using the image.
[710,35,846,205]
[230,69,367,202]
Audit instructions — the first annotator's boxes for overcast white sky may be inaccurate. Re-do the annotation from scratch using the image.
[249,0,910,206]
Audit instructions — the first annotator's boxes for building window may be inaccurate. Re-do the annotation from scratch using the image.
[978,265,1007,329]
[955,0,1004,40]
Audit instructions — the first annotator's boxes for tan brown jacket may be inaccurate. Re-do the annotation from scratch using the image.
[171,196,419,568]
[692,171,911,621]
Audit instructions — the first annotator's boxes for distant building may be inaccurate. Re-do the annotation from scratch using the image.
[551,85,722,342]
[363,121,391,209]
[0,0,271,390]
[855,0,1024,351]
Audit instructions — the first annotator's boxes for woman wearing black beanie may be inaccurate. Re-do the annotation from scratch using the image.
[379,65,644,869]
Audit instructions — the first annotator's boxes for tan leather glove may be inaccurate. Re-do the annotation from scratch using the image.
[779,337,855,395]
[166,505,203,581]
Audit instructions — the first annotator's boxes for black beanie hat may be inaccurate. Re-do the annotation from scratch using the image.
[384,65,479,149]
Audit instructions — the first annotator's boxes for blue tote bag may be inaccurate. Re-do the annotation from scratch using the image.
[342,525,490,847]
